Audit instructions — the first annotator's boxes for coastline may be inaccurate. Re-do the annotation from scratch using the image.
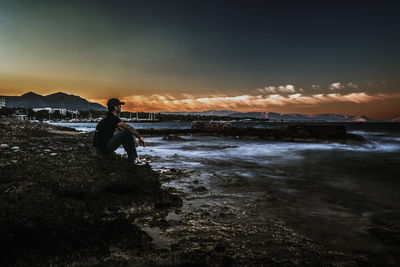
[0,118,396,265]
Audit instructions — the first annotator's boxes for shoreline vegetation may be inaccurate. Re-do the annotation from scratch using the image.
[0,118,395,265]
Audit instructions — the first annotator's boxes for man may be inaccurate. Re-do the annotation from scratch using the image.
[93,98,146,165]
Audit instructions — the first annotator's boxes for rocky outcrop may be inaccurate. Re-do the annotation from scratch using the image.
[246,124,367,144]
[131,122,367,144]
[191,121,232,132]
[139,128,193,136]
[0,118,181,266]
[189,122,366,144]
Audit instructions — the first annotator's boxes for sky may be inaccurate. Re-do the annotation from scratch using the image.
[0,0,399,119]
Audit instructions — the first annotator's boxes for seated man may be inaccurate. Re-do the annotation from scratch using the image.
[93,98,146,165]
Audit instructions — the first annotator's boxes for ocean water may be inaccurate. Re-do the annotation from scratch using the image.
[53,121,400,256]
[51,121,190,132]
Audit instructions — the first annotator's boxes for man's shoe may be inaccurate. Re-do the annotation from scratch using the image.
[134,158,146,166]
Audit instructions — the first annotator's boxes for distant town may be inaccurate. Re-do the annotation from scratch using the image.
[0,95,259,122]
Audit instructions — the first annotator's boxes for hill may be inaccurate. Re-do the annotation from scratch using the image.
[163,110,376,122]
[3,92,106,111]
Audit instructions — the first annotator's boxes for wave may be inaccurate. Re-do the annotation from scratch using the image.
[50,122,96,132]
[119,137,400,165]
[52,123,400,156]
[348,130,386,136]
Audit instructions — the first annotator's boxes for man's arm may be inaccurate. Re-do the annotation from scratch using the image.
[117,121,146,147]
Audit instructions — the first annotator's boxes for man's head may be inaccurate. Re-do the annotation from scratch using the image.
[107,98,125,113]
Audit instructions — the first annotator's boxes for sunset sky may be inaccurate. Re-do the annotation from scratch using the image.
[0,0,399,119]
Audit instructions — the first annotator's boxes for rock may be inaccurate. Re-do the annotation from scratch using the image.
[214,242,226,252]
[138,122,366,144]
[0,118,182,266]
[278,124,346,138]
[191,121,232,132]
[191,123,366,144]
[192,186,208,192]
[163,134,184,141]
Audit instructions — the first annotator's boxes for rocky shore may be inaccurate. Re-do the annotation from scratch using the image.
[0,118,382,266]
[0,118,181,266]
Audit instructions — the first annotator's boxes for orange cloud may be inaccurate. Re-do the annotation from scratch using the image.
[89,92,400,112]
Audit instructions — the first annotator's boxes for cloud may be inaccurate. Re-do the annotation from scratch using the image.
[90,92,400,112]
[347,82,359,89]
[259,86,277,94]
[325,93,377,103]
[329,82,344,90]
[258,84,295,94]
[277,85,295,93]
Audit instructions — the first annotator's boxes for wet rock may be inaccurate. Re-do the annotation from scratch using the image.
[192,186,208,192]
[139,128,193,136]
[140,122,366,144]
[218,124,367,144]
[0,118,181,266]
[369,211,400,245]
[214,242,226,252]
[191,121,232,132]
[162,134,184,141]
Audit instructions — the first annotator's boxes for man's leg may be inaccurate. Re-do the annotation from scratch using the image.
[121,130,138,160]
[103,130,138,160]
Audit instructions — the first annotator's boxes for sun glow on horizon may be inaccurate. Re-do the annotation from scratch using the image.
[86,91,400,120]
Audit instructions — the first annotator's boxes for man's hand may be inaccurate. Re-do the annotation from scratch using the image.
[134,138,139,147]
[139,136,146,147]
[117,121,146,147]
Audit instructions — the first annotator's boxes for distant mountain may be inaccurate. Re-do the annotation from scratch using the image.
[162,110,377,122]
[164,110,242,117]
[264,112,375,122]
[3,92,107,111]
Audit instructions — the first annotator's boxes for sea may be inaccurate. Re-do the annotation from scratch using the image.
[52,121,400,257]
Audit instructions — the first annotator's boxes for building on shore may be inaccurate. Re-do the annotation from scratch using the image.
[32,107,67,115]
[67,109,79,115]
[13,114,28,120]
[0,96,5,108]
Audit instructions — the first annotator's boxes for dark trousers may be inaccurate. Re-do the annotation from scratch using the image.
[103,130,138,160]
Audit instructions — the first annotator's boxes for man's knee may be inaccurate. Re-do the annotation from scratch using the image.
[121,129,131,135]
[122,130,133,139]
